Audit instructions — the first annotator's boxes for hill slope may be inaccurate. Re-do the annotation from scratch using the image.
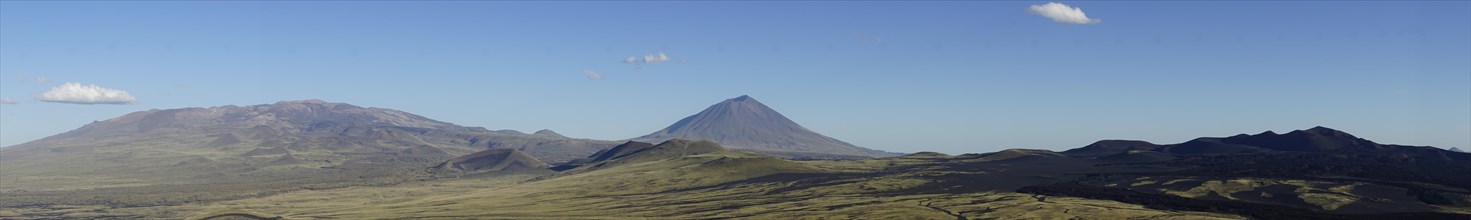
[432,148,549,173]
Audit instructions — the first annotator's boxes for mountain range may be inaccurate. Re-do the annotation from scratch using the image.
[2,98,1469,219]
[0,99,618,206]
[1064,126,1469,164]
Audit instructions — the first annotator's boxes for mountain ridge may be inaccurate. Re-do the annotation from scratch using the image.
[0,99,621,200]
[3,99,620,164]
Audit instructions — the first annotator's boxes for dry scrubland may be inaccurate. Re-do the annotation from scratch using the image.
[5,129,1471,219]
[4,142,1244,219]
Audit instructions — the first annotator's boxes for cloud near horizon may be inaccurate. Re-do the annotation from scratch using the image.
[0,98,16,104]
[33,82,139,105]
[1027,2,1100,25]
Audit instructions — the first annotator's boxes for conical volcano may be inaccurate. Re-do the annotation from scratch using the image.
[635,95,895,159]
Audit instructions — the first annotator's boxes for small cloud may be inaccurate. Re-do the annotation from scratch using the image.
[644,52,671,64]
[1027,2,1100,25]
[33,82,138,105]
[622,52,678,66]
[0,98,16,104]
[583,69,605,80]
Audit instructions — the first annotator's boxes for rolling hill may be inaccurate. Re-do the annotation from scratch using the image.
[432,148,549,174]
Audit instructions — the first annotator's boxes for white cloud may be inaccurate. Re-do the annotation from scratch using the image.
[583,69,605,80]
[623,52,677,65]
[33,82,138,105]
[1028,2,1100,25]
[0,98,16,104]
[644,52,671,64]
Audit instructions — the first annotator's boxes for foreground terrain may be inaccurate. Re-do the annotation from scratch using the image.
[4,141,1247,219]
[6,137,1470,219]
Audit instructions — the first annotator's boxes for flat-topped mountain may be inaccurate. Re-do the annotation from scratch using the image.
[0,100,619,207]
[635,95,896,159]
[3,100,617,164]
[1061,140,1161,157]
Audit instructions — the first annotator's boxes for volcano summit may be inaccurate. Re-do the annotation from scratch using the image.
[636,95,896,159]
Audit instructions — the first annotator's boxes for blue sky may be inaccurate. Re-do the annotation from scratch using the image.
[1,1,1468,154]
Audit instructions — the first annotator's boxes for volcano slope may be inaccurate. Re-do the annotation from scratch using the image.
[635,95,897,159]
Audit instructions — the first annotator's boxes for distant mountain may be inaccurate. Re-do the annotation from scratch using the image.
[1452,147,1466,153]
[3,100,617,163]
[1061,126,1471,165]
[533,129,565,138]
[0,100,618,198]
[634,95,896,159]
[1216,126,1384,152]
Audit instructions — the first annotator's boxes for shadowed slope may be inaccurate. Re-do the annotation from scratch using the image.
[1064,140,1161,157]
[432,148,548,173]
[559,139,736,175]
